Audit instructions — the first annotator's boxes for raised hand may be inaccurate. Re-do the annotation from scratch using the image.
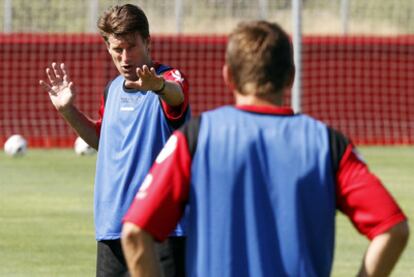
[124,65,165,93]
[39,62,76,112]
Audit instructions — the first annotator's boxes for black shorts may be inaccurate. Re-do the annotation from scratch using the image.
[96,237,186,277]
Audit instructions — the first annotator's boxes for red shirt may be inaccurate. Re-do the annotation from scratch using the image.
[124,106,406,241]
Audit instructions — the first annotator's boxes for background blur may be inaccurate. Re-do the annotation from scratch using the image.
[2,0,414,34]
[0,0,413,147]
[0,1,413,277]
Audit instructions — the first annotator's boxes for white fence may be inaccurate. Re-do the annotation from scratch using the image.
[1,0,413,35]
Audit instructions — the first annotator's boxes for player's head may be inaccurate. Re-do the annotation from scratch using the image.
[98,4,150,44]
[223,21,294,101]
[97,4,151,81]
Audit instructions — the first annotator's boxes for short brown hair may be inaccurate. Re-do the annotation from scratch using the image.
[97,4,150,42]
[226,21,294,96]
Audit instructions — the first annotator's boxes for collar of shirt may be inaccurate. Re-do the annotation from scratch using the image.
[235,105,294,115]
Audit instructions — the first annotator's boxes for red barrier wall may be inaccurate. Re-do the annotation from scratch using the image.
[1,34,413,147]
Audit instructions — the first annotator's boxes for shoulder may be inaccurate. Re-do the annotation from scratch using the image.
[178,116,202,157]
[154,62,174,74]
[155,62,186,81]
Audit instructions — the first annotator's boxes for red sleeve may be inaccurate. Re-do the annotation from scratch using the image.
[160,69,189,122]
[123,131,191,241]
[336,144,407,240]
[95,95,105,135]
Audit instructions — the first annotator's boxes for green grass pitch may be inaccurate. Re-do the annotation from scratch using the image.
[0,147,413,276]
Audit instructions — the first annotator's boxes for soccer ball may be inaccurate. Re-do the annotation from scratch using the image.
[4,134,28,157]
[74,136,96,156]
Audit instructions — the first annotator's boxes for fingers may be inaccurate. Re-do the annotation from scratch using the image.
[60,63,71,83]
[39,79,51,92]
[39,79,57,96]
[46,67,57,85]
[136,65,155,79]
[132,65,161,92]
[52,62,63,82]
[142,64,151,75]
[40,62,71,95]
[136,67,143,78]
[68,81,74,91]
[45,62,69,85]
[52,62,70,85]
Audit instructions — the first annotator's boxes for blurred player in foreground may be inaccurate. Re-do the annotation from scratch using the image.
[122,20,408,277]
[40,4,190,277]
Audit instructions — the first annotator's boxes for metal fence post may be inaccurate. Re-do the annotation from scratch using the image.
[88,0,99,33]
[259,0,268,20]
[341,0,349,35]
[175,0,184,34]
[4,0,12,33]
[292,0,302,113]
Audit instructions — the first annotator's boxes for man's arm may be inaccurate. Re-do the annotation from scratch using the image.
[59,105,100,149]
[157,77,185,106]
[333,138,409,276]
[40,62,100,149]
[358,221,409,277]
[121,223,161,277]
[122,123,197,274]
[123,131,192,240]
[124,65,186,107]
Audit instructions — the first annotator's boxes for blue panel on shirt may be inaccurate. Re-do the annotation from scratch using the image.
[95,66,190,240]
[186,106,336,277]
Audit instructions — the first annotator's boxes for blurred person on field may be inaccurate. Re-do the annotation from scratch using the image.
[40,4,190,277]
[121,20,409,277]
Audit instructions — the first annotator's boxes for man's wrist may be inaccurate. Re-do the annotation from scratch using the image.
[59,104,77,118]
[153,78,166,94]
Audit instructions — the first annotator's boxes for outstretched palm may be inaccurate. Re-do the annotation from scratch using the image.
[39,62,75,112]
[124,64,164,93]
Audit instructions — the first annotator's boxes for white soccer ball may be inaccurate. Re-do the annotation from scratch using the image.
[74,136,96,156]
[4,134,28,157]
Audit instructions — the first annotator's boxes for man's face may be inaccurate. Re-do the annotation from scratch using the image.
[107,33,151,81]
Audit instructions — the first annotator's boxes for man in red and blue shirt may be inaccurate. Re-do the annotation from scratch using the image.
[40,4,190,277]
[122,21,409,277]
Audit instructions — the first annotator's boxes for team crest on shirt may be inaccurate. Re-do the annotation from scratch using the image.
[136,174,153,199]
[155,135,178,164]
[171,70,184,83]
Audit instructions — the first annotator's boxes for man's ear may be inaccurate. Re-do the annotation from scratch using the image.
[145,36,151,53]
[222,64,236,91]
[286,66,295,88]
